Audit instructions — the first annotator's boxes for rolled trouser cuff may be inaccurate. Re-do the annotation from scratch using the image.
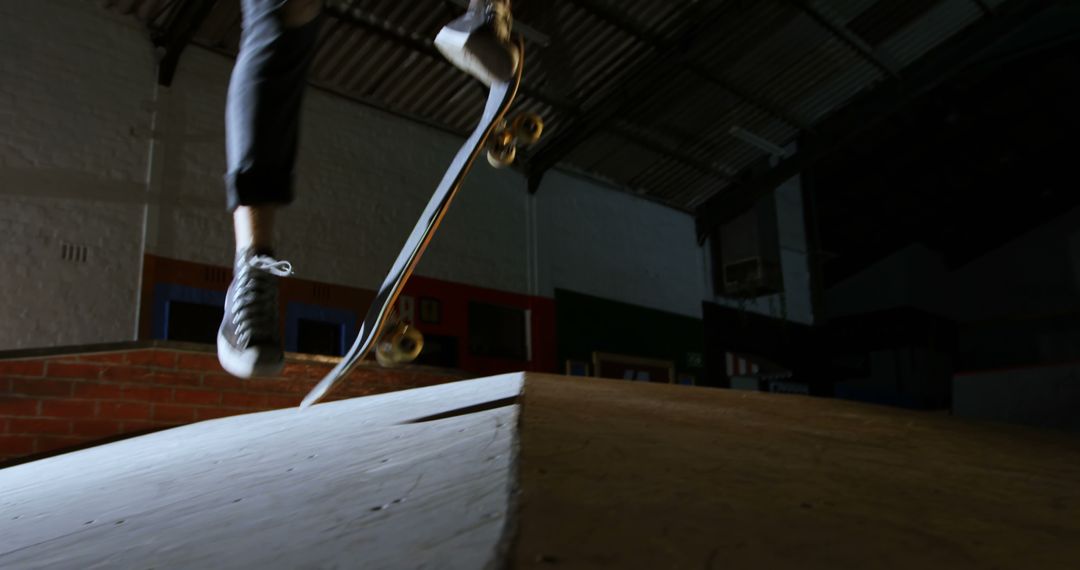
[224,0,320,212]
[224,169,295,212]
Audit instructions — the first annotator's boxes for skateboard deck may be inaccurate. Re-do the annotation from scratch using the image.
[299,39,526,409]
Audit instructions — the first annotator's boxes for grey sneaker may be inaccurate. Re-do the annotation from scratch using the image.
[217,248,293,378]
[435,0,519,86]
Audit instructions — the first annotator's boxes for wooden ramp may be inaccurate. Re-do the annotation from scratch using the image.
[3,373,1080,569]
[0,374,522,569]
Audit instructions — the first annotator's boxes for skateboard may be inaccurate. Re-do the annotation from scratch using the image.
[300,37,540,409]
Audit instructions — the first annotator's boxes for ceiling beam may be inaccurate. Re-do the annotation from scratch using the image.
[606,124,735,182]
[971,0,999,16]
[683,61,814,132]
[326,2,578,113]
[153,0,220,86]
[693,0,1054,243]
[567,0,811,131]
[524,2,745,183]
[783,0,901,79]
[330,0,732,193]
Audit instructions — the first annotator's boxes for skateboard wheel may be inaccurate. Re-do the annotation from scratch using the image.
[510,113,544,145]
[486,145,516,168]
[375,323,424,367]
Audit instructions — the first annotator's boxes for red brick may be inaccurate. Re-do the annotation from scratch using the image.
[244,379,305,394]
[196,408,249,421]
[45,362,102,380]
[116,386,148,401]
[176,353,222,372]
[0,360,45,377]
[121,386,173,403]
[153,405,194,423]
[172,389,221,406]
[77,353,128,364]
[0,398,39,417]
[149,371,201,387]
[99,402,152,421]
[339,387,375,399]
[127,350,178,369]
[280,362,304,375]
[36,436,86,453]
[99,366,155,382]
[282,362,326,379]
[0,436,36,455]
[267,394,301,408]
[120,421,165,434]
[71,420,122,438]
[221,392,268,408]
[202,374,245,390]
[10,379,73,398]
[9,418,71,436]
[41,400,97,418]
[72,383,124,400]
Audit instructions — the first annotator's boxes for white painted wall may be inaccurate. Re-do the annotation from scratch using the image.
[150,48,530,295]
[826,203,1080,322]
[825,243,951,319]
[0,1,154,349]
[1,0,779,349]
[953,363,1080,432]
[534,171,708,318]
[158,51,715,318]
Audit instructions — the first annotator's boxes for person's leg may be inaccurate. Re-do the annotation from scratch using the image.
[435,0,518,86]
[232,206,275,253]
[219,0,322,378]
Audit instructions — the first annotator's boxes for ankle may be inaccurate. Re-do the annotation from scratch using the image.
[233,205,276,255]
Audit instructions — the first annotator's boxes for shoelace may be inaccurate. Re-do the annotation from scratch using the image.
[231,255,293,349]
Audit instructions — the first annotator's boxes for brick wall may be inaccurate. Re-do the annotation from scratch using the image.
[0,344,466,464]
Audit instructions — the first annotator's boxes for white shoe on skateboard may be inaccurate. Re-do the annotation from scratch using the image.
[435,0,519,86]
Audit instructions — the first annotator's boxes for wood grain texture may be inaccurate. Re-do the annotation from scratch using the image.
[0,374,524,569]
[512,374,1080,569]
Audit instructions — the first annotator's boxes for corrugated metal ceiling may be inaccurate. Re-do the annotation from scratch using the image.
[103,0,1000,213]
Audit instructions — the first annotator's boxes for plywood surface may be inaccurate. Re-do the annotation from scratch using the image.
[512,374,1080,569]
[0,374,524,569]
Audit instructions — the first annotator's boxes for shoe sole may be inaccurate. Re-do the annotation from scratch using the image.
[435,27,518,86]
[217,331,285,379]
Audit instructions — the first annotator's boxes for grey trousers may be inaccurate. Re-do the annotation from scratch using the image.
[225,0,321,212]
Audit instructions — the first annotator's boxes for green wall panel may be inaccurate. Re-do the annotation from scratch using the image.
[555,289,705,381]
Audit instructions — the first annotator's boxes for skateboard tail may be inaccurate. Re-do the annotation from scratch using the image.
[298,40,525,409]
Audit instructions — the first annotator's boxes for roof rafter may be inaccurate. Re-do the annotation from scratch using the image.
[693,0,1054,243]
[782,0,902,79]
[970,0,999,16]
[526,1,777,192]
[153,0,220,86]
[569,0,812,131]
[330,0,733,190]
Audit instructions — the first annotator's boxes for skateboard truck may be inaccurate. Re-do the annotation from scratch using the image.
[374,321,424,367]
[486,112,543,168]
